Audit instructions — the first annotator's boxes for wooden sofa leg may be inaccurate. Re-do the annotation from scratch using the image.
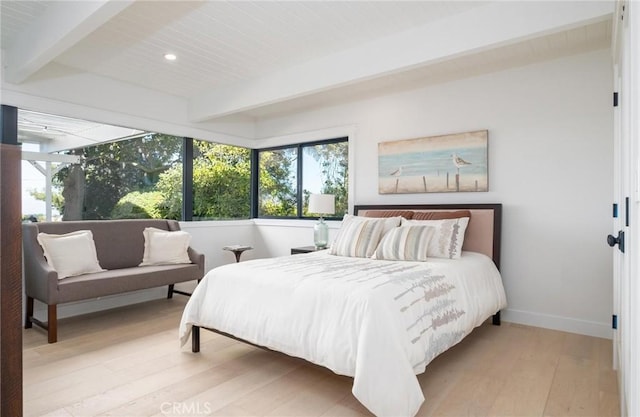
[25,296,34,329]
[167,284,174,299]
[48,304,58,343]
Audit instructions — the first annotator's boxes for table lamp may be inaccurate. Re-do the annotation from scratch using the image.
[308,193,335,249]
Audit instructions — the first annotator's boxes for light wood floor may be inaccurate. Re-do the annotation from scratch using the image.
[23,298,620,417]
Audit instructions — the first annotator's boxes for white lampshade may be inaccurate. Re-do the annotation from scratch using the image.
[308,194,335,215]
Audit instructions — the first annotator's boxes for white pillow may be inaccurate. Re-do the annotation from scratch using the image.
[401,217,470,259]
[37,230,105,279]
[329,215,401,258]
[374,225,436,261]
[140,227,192,266]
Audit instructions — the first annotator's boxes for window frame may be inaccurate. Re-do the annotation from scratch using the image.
[252,137,348,220]
[15,107,349,223]
[188,138,253,221]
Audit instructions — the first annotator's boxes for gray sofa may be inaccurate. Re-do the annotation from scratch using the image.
[22,219,204,343]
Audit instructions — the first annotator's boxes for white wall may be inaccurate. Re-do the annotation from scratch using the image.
[255,49,614,338]
[253,219,342,257]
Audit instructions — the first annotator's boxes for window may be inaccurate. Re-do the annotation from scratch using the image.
[257,138,348,218]
[257,147,298,217]
[20,109,348,222]
[21,142,61,221]
[55,134,183,220]
[191,140,251,220]
[54,136,252,221]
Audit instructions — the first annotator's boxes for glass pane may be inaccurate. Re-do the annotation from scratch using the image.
[302,141,348,217]
[258,148,298,216]
[21,142,60,221]
[192,140,251,220]
[55,133,183,220]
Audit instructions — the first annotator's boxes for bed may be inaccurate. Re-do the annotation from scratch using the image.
[179,204,507,416]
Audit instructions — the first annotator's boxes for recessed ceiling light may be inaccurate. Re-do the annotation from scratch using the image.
[164,53,177,61]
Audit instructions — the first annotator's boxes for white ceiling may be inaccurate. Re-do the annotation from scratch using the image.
[0,1,614,148]
[1,1,490,98]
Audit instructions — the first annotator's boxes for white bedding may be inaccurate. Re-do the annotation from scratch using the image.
[179,250,507,416]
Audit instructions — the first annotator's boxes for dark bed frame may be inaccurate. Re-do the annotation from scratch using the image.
[191,203,503,353]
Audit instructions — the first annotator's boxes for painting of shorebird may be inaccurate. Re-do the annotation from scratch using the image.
[378,130,488,194]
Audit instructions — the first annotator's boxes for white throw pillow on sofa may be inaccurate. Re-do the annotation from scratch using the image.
[140,227,192,266]
[37,230,105,279]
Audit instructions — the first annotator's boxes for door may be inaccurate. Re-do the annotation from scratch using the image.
[611,1,639,416]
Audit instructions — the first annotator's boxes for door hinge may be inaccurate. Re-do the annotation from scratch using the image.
[612,314,618,329]
[614,92,619,107]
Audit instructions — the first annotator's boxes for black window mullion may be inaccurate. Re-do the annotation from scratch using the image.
[296,144,303,218]
[250,149,259,218]
[181,137,193,221]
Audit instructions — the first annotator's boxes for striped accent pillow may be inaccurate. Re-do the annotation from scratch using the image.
[374,226,436,261]
[330,215,398,257]
[401,217,470,259]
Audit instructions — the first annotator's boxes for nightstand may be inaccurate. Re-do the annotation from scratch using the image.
[290,246,324,255]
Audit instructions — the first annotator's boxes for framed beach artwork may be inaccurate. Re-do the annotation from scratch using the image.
[378,130,488,194]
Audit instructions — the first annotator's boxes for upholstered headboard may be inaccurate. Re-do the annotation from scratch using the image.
[353,204,502,269]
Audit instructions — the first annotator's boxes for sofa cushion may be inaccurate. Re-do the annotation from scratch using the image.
[37,230,105,279]
[140,227,192,266]
[56,264,201,303]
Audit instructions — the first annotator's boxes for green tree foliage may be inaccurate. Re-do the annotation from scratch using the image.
[56,134,182,220]
[304,142,348,216]
[194,142,251,218]
[154,166,183,220]
[111,191,165,219]
[156,141,251,219]
[52,132,346,221]
[258,148,297,216]
[27,188,65,214]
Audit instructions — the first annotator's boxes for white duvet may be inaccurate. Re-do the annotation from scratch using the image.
[179,251,507,416]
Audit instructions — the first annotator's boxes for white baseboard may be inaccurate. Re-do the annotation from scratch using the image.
[502,308,612,339]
